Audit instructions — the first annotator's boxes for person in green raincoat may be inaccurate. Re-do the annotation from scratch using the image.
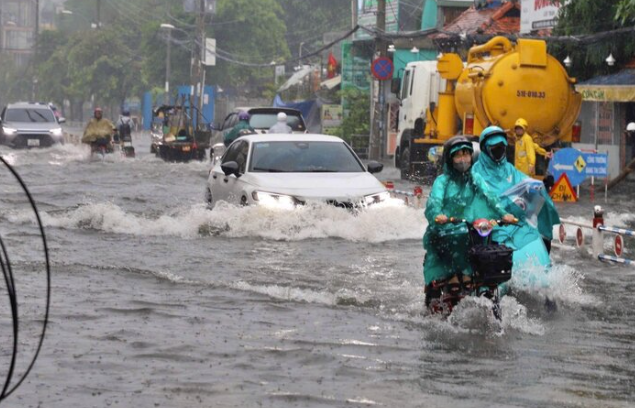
[423,136,515,306]
[224,111,255,147]
[472,126,560,254]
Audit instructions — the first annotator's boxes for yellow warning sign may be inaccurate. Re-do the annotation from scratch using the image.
[550,173,578,202]
[574,155,586,173]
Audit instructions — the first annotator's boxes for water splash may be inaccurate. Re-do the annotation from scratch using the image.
[7,201,426,242]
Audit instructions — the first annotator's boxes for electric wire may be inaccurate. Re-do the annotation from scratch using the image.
[0,155,51,403]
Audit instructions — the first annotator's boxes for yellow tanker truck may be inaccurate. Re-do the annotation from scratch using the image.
[395,36,582,180]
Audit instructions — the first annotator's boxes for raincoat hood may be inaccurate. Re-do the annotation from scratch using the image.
[515,118,528,132]
[442,136,473,177]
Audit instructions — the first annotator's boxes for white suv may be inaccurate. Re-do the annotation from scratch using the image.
[0,102,66,148]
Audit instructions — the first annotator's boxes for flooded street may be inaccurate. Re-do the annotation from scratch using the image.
[0,133,634,407]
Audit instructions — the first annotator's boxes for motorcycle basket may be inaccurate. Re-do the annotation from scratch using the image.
[433,223,469,257]
[468,244,513,285]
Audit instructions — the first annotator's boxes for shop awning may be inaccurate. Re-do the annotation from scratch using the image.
[576,69,635,102]
[320,75,341,90]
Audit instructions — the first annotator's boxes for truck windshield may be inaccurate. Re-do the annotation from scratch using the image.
[250,141,364,173]
[5,108,56,123]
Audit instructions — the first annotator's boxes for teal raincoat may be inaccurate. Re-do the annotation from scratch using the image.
[472,127,557,281]
[422,137,507,285]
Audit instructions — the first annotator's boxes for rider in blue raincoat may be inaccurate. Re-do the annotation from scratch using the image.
[423,136,515,305]
[472,126,559,268]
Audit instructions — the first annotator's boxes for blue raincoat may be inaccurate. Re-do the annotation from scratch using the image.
[472,129,558,275]
[422,137,507,285]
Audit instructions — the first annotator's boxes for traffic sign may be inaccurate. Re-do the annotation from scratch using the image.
[371,57,394,81]
[550,173,578,202]
[614,234,624,257]
[576,227,584,248]
[559,224,566,244]
[549,148,586,187]
[582,152,608,178]
[549,148,609,186]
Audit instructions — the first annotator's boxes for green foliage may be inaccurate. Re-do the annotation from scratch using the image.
[551,0,635,80]
[615,0,635,23]
[209,0,290,93]
[338,88,370,143]
[277,0,353,58]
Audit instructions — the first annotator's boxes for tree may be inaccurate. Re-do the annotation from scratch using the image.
[616,0,635,23]
[209,0,290,93]
[551,0,635,80]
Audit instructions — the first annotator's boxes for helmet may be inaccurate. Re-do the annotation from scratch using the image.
[122,108,130,116]
[480,126,507,147]
[627,122,635,132]
[238,111,250,121]
[443,135,472,163]
[514,118,528,131]
[94,107,103,114]
[277,112,287,122]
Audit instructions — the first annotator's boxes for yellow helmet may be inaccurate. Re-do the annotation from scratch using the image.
[514,118,528,131]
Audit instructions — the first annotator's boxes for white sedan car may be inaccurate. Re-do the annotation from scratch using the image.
[205,134,389,209]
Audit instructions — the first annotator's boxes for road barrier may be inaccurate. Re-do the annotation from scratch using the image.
[383,181,425,208]
[558,205,634,265]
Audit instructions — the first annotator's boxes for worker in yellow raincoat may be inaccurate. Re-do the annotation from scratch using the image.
[513,118,551,176]
[82,107,115,145]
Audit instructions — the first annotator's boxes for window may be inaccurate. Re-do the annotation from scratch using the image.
[401,70,411,100]
[222,140,249,173]
[4,108,55,123]
[222,113,235,130]
[5,30,33,50]
[250,141,365,173]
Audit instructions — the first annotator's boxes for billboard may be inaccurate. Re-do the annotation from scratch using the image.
[520,0,567,34]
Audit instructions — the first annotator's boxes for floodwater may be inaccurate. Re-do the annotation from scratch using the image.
[0,133,633,407]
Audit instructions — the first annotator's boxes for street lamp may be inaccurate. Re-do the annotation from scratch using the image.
[160,23,175,104]
[605,53,616,67]
[563,55,572,68]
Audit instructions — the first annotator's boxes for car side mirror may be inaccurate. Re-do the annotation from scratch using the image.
[221,161,240,177]
[58,117,66,124]
[367,161,384,174]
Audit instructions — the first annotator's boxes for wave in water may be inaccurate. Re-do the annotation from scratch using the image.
[7,201,426,242]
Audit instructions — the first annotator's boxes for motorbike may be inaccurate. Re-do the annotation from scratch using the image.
[426,218,514,320]
[89,137,114,158]
[113,128,135,158]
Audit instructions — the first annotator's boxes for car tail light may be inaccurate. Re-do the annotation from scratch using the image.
[464,114,474,135]
[572,121,581,143]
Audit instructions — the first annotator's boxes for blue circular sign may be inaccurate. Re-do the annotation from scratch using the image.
[371,57,394,81]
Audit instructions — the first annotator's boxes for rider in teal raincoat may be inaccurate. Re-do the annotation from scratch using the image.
[423,136,514,300]
[472,126,559,269]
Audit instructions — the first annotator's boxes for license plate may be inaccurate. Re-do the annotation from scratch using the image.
[182,146,191,152]
[124,142,132,147]
[27,139,40,147]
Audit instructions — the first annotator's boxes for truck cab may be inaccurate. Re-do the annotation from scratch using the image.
[394,61,445,180]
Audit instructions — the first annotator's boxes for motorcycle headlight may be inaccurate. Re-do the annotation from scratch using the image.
[2,127,17,135]
[50,128,63,136]
[364,191,391,206]
[252,191,300,208]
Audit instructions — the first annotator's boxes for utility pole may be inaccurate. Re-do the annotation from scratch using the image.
[34,0,39,46]
[192,0,205,130]
[370,0,387,161]
[95,0,102,29]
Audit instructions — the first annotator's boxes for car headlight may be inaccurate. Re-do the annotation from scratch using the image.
[252,191,300,208]
[50,128,63,136]
[364,191,391,206]
[2,127,17,135]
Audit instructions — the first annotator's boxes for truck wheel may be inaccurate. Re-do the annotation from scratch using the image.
[400,147,411,180]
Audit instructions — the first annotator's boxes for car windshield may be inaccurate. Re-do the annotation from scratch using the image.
[5,108,56,123]
[249,112,305,131]
[250,141,364,173]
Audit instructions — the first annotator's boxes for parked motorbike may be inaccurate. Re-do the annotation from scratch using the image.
[113,128,135,158]
[426,218,515,320]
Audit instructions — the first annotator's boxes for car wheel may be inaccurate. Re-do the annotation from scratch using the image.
[400,147,411,180]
